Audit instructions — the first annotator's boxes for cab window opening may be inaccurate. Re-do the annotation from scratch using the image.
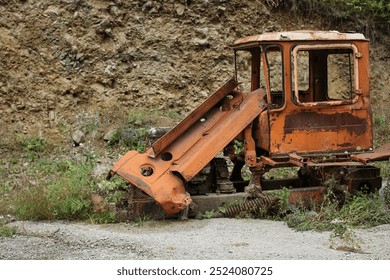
[292,44,357,105]
[261,45,284,108]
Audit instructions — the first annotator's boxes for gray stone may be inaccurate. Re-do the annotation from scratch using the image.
[104,129,116,142]
[44,6,60,16]
[191,38,210,47]
[92,163,112,178]
[72,129,85,145]
[148,127,170,141]
[76,53,84,61]
[49,110,56,121]
[175,3,185,16]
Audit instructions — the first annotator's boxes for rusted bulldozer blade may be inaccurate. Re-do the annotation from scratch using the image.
[109,151,191,215]
[109,80,267,215]
[148,77,239,158]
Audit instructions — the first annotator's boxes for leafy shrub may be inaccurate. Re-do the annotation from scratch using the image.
[17,136,48,160]
[4,159,98,221]
[12,184,54,220]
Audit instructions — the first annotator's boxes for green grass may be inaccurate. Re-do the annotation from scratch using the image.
[0,140,133,223]
[374,114,387,127]
[109,127,148,152]
[135,215,152,226]
[19,136,47,154]
[0,225,15,237]
[1,113,221,223]
[6,159,96,220]
[88,212,117,224]
[0,155,119,223]
[373,114,390,147]
[284,191,390,234]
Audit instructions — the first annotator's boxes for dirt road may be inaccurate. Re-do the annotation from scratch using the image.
[1,219,389,260]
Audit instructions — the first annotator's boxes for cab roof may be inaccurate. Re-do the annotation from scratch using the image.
[232,30,368,49]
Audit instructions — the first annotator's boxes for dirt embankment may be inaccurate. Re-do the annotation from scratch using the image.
[1,0,388,143]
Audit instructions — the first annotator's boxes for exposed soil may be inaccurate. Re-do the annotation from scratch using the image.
[1,219,390,260]
[1,0,389,143]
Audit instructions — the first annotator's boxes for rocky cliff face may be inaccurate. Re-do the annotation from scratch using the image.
[0,0,388,141]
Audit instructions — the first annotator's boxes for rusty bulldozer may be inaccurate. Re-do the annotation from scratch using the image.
[108,30,390,218]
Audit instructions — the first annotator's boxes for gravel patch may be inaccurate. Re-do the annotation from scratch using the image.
[1,219,389,260]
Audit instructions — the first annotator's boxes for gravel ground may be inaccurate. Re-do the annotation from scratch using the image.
[1,219,390,260]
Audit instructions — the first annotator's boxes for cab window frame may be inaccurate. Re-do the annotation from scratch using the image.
[291,43,360,106]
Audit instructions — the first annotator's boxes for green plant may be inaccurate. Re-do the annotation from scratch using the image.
[88,212,117,224]
[217,207,227,214]
[374,114,387,127]
[381,182,390,207]
[127,109,151,127]
[165,109,182,120]
[108,107,182,151]
[108,128,148,152]
[374,161,390,179]
[5,158,97,221]
[285,190,390,232]
[329,226,363,253]
[127,108,182,127]
[264,167,299,179]
[217,200,241,214]
[374,116,390,147]
[135,215,151,226]
[202,210,215,219]
[0,225,15,237]
[85,122,99,135]
[272,187,291,216]
[19,136,47,154]
[12,184,54,220]
[339,192,390,227]
[45,161,95,220]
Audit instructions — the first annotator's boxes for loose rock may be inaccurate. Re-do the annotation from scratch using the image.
[72,129,85,145]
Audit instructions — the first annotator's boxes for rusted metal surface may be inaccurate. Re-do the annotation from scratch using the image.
[110,30,389,217]
[147,78,239,158]
[284,112,368,136]
[260,156,276,167]
[169,89,266,180]
[109,150,191,215]
[257,39,371,155]
[287,187,325,206]
[220,195,277,218]
[343,166,382,193]
[233,30,368,48]
[288,153,305,167]
[109,83,267,215]
[352,143,390,163]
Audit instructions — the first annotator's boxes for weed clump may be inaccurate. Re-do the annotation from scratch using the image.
[109,128,148,152]
[284,190,390,234]
[0,156,117,223]
[0,225,15,237]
